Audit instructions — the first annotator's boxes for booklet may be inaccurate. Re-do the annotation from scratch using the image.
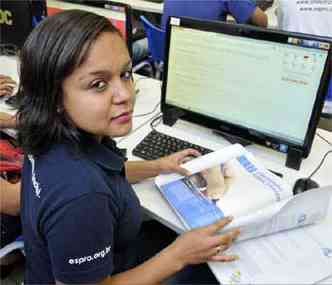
[210,216,332,284]
[155,144,332,243]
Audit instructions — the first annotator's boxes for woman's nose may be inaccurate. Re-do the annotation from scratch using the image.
[111,80,134,103]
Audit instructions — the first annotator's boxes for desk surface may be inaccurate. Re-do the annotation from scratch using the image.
[117,76,332,284]
[119,117,332,227]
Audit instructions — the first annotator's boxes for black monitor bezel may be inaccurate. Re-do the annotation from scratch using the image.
[161,17,331,158]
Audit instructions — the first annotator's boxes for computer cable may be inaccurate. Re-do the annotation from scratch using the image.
[150,113,163,130]
[316,132,332,146]
[133,102,160,118]
[308,150,332,179]
[305,132,332,179]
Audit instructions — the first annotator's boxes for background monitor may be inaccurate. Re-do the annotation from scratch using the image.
[0,1,34,49]
[47,0,133,56]
[161,17,331,169]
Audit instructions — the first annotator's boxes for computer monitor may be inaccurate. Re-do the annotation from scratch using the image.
[0,1,34,49]
[47,0,133,56]
[161,17,331,170]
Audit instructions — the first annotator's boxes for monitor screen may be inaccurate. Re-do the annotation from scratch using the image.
[162,17,331,158]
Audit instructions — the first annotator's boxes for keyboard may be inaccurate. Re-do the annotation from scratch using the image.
[132,130,212,160]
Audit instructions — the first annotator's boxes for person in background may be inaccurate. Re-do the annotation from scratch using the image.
[0,112,16,129]
[0,75,16,98]
[277,0,332,116]
[0,178,20,216]
[0,74,17,129]
[161,0,268,29]
[0,74,19,215]
[16,10,240,284]
[277,0,332,37]
[0,176,22,279]
[0,74,21,279]
[133,0,267,70]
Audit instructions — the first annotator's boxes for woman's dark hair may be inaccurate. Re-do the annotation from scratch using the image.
[16,10,122,155]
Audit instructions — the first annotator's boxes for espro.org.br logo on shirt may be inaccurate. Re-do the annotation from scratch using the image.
[68,245,111,265]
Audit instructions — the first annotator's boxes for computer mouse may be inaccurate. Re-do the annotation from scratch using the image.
[293,178,319,195]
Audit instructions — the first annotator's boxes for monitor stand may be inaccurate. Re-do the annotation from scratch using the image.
[163,108,186,126]
[213,130,252,147]
[286,147,303,170]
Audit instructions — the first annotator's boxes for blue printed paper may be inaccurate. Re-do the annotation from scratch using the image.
[160,179,224,229]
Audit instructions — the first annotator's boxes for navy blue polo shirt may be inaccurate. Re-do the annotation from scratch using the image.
[21,136,142,284]
[161,0,256,29]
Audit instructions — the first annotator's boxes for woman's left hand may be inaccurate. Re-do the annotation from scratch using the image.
[156,148,201,176]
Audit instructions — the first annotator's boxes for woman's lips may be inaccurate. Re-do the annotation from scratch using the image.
[112,112,132,124]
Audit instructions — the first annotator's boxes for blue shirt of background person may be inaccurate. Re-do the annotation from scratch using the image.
[161,0,267,29]
[323,79,332,115]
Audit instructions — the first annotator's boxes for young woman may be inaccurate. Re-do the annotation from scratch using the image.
[16,10,240,284]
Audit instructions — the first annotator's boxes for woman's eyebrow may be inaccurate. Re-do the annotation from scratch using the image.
[78,60,132,81]
[78,70,111,82]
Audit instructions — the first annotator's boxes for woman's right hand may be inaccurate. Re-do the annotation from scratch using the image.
[165,217,240,270]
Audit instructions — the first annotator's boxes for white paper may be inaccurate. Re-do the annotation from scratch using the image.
[213,219,332,284]
[224,186,332,242]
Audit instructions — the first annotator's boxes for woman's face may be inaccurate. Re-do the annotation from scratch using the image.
[62,32,134,139]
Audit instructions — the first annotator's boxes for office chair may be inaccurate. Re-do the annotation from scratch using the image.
[133,16,165,80]
[0,235,24,259]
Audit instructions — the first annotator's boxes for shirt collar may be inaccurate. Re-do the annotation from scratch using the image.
[81,135,126,172]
